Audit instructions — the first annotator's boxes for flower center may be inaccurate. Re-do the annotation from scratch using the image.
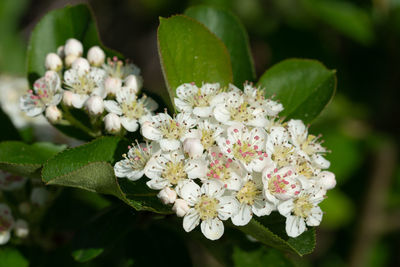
[293,194,313,218]
[229,102,254,122]
[236,180,262,205]
[271,145,293,167]
[207,152,232,181]
[121,101,144,119]
[201,129,215,149]
[195,195,219,221]
[162,161,187,185]
[123,144,152,170]
[160,120,186,139]
[232,140,261,164]
[296,160,314,179]
[68,74,97,95]
[267,173,289,195]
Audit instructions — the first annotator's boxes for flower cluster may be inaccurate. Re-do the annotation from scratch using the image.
[20,38,157,134]
[115,82,336,240]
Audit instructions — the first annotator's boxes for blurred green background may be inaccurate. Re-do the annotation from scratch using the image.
[1,0,400,266]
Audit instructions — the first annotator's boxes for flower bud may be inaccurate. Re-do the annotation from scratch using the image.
[72,57,90,75]
[45,105,62,123]
[157,187,177,204]
[317,171,336,190]
[57,45,65,58]
[87,46,105,66]
[30,187,49,206]
[45,53,63,71]
[124,75,143,94]
[172,199,190,217]
[64,38,83,57]
[104,113,121,133]
[65,54,78,68]
[86,95,104,115]
[14,219,29,238]
[183,138,204,158]
[63,91,74,106]
[105,77,122,95]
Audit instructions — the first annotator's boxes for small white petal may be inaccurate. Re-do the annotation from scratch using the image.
[159,139,181,151]
[218,196,239,220]
[201,218,224,240]
[121,117,139,132]
[183,209,200,232]
[306,206,323,226]
[104,100,123,115]
[285,215,306,238]
[277,199,295,216]
[231,204,252,226]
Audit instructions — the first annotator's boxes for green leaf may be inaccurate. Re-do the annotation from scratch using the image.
[233,246,294,267]
[257,59,336,123]
[0,141,66,177]
[302,0,374,45]
[0,248,28,267]
[185,6,255,86]
[237,214,315,256]
[42,137,171,214]
[27,3,120,85]
[157,15,233,105]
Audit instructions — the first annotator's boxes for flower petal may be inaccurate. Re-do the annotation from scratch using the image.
[121,117,139,132]
[218,196,239,220]
[231,204,252,226]
[104,100,123,115]
[285,215,306,238]
[183,208,200,232]
[201,218,224,240]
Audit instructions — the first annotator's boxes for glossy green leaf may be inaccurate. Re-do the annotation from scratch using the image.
[302,0,374,45]
[0,248,28,267]
[157,15,233,104]
[42,137,171,214]
[185,6,255,86]
[27,4,120,85]
[0,141,66,177]
[257,59,336,123]
[233,246,294,267]
[237,214,315,256]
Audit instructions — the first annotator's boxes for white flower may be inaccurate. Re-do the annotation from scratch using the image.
[157,187,177,204]
[71,57,91,75]
[203,147,244,191]
[114,142,159,181]
[20,71,63,117]
[14,219,29,238]
[87,46,105,67]
[103,113,121,133]
[231,174,274,226]
[266,127,295,168]
[0,204,14,245]
[141,113,196,151]
[214,91,268,127]
[45,105,62,123]
[124,75,143,94]
[287,119,329,169]
[64,38,83,57]
[179,180,239,240]
[86,95,104,115]
[104,76,122,96]
[145,151,206,190]
[0,171,26,191]
[174,83,223,117]
[262,166,306,205]
[186,119,224,150]
[277,188,324,237]
[173,199,190,217]
[45,53,63,71]
[65,54,78,68]
[102,57,140,79]
[183,138,204,158]
[316,171,336,191]
[217,124,270,172]
[242,83,284,117]
[63,67,106,108]
[30,187,49,206]
[104,87,157,132]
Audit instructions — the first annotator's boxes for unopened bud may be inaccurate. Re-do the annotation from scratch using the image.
[45,105,62,123]
[105,77,122,95]
[157,187,177,204]
[45,53,63,71]
[172,199,190,217]
[14,219,29,238]
[104,113,121,133]
[63,91,74,106]
[183,138,204,158]
[317,171,336,190]
[124,75,143,94]
[30,187,49,206]
[87,46,105,66]
[72,57,90,75]
[64,38,83,57]
[86,95,104,115]
[65,54,78,68]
